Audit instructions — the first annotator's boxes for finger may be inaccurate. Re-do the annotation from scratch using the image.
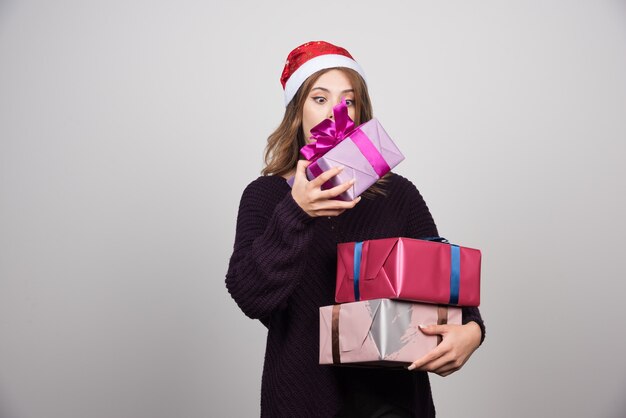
[432,362,461,377]
[310,166,344,188]
[407,345,446,371]
[314,209,346,217]
[418,324,448,336]
[431,357,464,376]
[343,196,362,209]
[318,178,356,200]
[294,160,311,183]
[417,354,455,373]
[309,197,361,213]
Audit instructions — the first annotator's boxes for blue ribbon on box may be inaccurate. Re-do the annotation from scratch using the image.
[353,242,363,301]
[449,244,460,305]
[352,238,461,304]
[424,237,461,304]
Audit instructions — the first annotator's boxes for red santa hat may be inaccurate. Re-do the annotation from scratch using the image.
[280,41,367,106]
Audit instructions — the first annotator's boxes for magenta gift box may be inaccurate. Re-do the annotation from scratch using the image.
[336,237,481,306]
[305,118,404,201]
[320,298,461,367]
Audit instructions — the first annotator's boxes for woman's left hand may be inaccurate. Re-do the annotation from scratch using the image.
[407,321,482,377]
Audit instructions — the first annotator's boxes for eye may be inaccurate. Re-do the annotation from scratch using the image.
[345,99,355,106]
[312,96,327,104]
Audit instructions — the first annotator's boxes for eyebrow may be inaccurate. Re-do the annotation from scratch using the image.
[310,87,354,94]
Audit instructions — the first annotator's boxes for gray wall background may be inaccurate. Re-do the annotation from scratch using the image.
[1,0,625,417]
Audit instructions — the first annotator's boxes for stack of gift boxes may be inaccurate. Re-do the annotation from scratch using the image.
[319,237,481,367]
[288,100,482,368]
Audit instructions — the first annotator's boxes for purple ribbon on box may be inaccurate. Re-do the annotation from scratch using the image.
[301,101,391,179]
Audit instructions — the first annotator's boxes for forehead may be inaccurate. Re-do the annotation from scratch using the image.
[311,69,353,91]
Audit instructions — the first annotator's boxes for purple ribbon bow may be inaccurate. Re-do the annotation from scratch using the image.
[300,100,356,162]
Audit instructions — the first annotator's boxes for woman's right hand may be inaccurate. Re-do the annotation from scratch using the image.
[291,160,361,217]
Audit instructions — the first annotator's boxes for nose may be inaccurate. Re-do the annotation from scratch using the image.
[329,99,344,119]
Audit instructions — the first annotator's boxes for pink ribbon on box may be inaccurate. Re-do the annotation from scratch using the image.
[301,101,391,179]
[349,130,391,178]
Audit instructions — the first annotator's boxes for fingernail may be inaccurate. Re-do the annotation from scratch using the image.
[337,165,345,171]
[407,364,415,371]
[349,179,356,185]
[355,196,361,202]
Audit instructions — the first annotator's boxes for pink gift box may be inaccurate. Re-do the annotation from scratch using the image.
[305,118,405,201]
[336,237,481,306]
[287,100,404,201]
[319,298,461,367]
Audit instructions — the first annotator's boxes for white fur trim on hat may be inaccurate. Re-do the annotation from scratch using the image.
[283,54,366,106]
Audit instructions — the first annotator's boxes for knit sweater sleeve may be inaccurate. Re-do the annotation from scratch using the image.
[397,175,486,345]
[225,177,315,323]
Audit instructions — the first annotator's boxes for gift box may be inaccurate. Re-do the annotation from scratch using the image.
[336,237,481,306]
[320,298,461,367]
[292,100,404,201]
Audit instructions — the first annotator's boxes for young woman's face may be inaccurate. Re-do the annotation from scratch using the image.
[301,69,356,143]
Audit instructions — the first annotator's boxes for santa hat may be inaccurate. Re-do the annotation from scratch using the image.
[280,41,366,106]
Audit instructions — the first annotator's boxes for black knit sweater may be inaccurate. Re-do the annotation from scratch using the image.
[226,173,485,417]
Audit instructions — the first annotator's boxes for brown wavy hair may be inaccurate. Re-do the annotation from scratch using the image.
[262,67,388,196]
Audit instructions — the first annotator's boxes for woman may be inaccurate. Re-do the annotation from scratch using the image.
[226,41,485,418]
